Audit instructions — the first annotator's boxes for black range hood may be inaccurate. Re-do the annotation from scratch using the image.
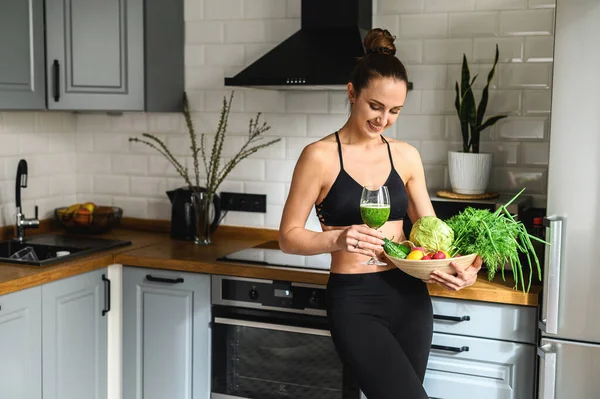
[224,0,376,90]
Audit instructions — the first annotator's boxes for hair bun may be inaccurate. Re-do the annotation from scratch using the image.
[364,28,396,57]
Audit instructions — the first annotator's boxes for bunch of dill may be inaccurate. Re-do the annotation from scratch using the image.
[445,190,546,292]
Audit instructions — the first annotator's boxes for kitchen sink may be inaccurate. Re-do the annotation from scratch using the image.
[0,234,132,266]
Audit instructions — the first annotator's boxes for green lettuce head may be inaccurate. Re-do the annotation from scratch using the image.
[409,216,454,253]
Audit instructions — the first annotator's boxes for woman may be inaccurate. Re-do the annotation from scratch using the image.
[278,29,482,399]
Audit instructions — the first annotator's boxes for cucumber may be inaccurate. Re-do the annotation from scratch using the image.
[383,238,410,259]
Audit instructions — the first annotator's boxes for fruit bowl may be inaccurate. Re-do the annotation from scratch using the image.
[383,241,477,280]
[54,204,123,234]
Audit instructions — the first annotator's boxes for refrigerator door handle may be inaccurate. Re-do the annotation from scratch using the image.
[537,343,556,399]
[540,216,563,335]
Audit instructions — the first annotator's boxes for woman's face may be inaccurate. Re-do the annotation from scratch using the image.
[348,77,407,137]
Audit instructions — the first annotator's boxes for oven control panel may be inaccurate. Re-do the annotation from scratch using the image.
[212,275,327,311]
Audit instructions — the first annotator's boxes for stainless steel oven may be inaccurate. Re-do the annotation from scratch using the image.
[211,275,359,399]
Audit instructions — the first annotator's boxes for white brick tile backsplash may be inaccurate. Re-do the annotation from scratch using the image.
[499,63,552,88]
[476,0,527,10]
[50,175,77,197]
[204,44,245,66]
[400,91,421,115]
[3,112,34,132]
[286,0,300,18]
[226,158,265,180]
[112,154,148,175]
[399,14,448,38]
[186,67,226,89]
[528,0,555,8]
[497,116,547,140]
[407,65,448,89]
[0,2,555,228]
[474,37,524,62]
[499,9,554,35]
[397,40,423,65]
[265,159,296,182]
[112,197,148,218]
[523,90,552,114]
[307,114,348,137]
[378,0,425,14]
[423,39,473,64]
[285,137,316,160]
[374,15,399,37]
[94,175,130,196]
[525,36,554,61]
[184,0,203,20]
[205,0,243,20]
[286,92,329,114]
[426,0,475,12]
[244,90,286,113]
[19,132,49,155]
[396,115,445,139]
[449,12,498,37]
[0,133,19,156]
[243,0,286,19]
[266,19,300,42]
[130,176,167,198]
[479,141,520,164]
[224,20,267,43]
[328,92,350,114]
[521,142,550,165]
[186,21,224,43]
[244,182,286,204]
[147,198,171,220]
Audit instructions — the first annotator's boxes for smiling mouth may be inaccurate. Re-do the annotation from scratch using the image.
[368,120,383,131]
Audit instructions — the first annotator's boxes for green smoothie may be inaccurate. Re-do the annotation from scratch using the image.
[360,204,391,228]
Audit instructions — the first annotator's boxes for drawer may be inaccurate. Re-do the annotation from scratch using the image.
[424,332,536,399]
[431,297,537,344]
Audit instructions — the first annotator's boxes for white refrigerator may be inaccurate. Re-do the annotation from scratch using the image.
[537,0,600,398]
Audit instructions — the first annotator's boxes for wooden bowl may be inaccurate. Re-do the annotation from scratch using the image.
[384,242,477,280]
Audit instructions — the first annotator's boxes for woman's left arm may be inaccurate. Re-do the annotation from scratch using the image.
[403,144,482,291]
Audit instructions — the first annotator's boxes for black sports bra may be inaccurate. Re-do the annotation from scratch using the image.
[315,132,409,226]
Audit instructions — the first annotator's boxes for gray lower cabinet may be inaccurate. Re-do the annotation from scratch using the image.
[123,267,211,399]
[423,297,538,399]
[42,268,109,399]
[0,286,42,399]
[44,0,144,111]
[0,0,46,109]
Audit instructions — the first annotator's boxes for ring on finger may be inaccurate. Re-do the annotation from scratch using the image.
[355,239,360,249]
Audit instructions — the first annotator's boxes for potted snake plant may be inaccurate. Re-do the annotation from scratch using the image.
[449,44,507,195]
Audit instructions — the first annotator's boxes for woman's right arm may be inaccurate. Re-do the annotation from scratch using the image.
[278,145,383,256]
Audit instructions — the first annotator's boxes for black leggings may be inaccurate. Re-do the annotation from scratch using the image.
[327,268,433,399]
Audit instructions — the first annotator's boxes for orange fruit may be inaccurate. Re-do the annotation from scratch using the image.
[407,250,424,260]
[73,208,92,225]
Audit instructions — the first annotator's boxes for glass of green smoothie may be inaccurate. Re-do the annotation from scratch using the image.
[359,185,390,266]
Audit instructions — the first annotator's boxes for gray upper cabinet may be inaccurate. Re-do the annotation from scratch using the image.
[45,0,144,111]
[42,268,109,399]
[0,0,46,109]
[123,267,211,399]
[0,286,42,399]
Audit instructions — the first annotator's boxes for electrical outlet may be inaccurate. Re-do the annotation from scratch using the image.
[220,192,267,213]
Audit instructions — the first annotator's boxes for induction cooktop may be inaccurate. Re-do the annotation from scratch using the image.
[216,241,331,271]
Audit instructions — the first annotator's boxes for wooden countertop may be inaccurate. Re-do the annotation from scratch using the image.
[0,225,541,306]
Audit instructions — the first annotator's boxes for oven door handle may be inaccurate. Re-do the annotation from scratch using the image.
[213,317,331,337]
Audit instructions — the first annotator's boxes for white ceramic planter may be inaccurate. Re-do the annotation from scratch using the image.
[448,151,493,195]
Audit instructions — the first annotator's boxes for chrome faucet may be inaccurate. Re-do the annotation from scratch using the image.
[15,159,39,241]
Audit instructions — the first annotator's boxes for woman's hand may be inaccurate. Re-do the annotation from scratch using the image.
[429,256,483,291]
[337,225,385,257]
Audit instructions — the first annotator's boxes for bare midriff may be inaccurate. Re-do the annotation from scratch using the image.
[324,219,405,274]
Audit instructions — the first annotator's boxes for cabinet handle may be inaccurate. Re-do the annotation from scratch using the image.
[431,344,469,353]
[102,274,111,316]
[433,314,470,322]
[146,274,184,284]
[52,60,60,102]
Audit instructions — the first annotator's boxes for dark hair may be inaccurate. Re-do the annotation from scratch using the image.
[350,28,409,97]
